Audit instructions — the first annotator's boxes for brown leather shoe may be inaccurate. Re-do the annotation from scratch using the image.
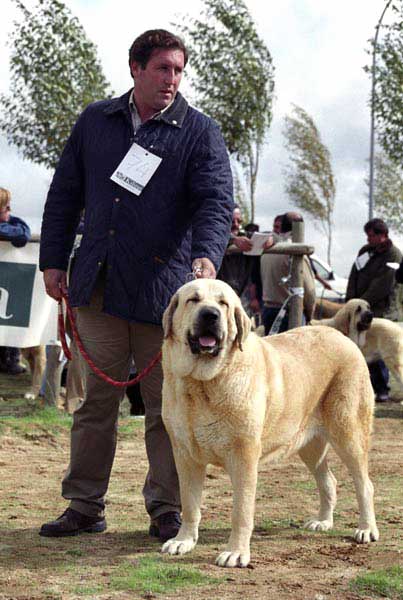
[149,511,181,542]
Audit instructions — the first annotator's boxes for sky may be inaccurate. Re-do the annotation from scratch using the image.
[0,0,399,277]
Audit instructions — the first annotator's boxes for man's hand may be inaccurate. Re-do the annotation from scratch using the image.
[192,257,216,279]
[232,236,253,252]
[263,235,274,251]
[43,268,68,301]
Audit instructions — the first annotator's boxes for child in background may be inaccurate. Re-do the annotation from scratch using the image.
[0,187,31,374]
[0,187,31,247]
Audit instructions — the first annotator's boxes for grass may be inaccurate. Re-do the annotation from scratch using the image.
[110,555,221,594]
[0,405,72,437]
[350,565,403,599]
[74,584,104,596]
[258,517,301,531]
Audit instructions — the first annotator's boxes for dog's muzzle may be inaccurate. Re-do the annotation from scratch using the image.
[357,310,373,332]
[187,306,223,356]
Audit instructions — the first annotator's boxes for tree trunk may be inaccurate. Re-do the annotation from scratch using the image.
[326,215,332,266]
[248,142,260,223]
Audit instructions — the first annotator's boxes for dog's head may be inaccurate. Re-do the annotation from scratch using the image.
[162,279,251,380]
[335,299,373,343]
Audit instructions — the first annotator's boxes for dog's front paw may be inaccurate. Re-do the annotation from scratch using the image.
[161,537,196,555]
[304,518,333,532]
[354,525,379,543]
[215,550,250,568]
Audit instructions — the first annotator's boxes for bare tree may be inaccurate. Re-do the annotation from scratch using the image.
[283,105,336,265]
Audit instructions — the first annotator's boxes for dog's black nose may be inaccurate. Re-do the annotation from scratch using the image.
[362,311,374,324]
[198,306,220,324]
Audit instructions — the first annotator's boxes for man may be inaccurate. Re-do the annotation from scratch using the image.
[39,30,233,539]
[0,187,31,375]
[217,205,266,317]
[260,212,315,334]
[346,218,402,402]
[217,205,253,298]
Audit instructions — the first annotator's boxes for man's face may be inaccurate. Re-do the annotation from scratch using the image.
[366,229,387,247]
[131,48,185,114]
[0,204,10,223]
[231,208,242,235]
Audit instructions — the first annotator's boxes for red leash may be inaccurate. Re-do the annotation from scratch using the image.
[58,293,162,388]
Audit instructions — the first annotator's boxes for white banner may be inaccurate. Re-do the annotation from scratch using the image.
[0,241,58,347]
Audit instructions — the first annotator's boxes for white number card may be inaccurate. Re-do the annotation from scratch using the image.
[110,142,162,196]
[355,251,370,271]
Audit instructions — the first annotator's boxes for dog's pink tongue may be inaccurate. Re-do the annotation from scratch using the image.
[199,336,216,347]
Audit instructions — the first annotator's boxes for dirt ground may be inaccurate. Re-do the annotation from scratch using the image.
[0,376,402,599]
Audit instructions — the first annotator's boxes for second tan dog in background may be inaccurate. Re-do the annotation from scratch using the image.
[21,346,46,400]
[311,298,403,389]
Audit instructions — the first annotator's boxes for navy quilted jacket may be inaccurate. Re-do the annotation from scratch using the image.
[40,90,233,324]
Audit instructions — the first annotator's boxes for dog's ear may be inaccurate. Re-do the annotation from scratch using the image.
[341,311,351,336]
[162,293,179,338]
[234,305,251,351]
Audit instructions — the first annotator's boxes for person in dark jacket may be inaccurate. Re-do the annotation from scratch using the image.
[39,30,233,540]
[396,259,403,285]
[346,218,402,402]
[217,205,253,298]
[0,187,31,375]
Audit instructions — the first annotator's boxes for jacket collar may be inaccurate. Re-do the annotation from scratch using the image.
[359,238,393,255]
[103,89,188,128]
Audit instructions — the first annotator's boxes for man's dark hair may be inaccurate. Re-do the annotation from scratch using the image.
[364,218,389,236]
[129,29,188,71]
[281,211,303,233]
[244,222,259,233]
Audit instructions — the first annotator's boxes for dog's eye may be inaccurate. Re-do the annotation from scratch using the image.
[186,297,200,304]
[357,306,362,313]
[219,300,228,307]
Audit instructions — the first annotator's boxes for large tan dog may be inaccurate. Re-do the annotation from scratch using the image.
[311,298,403,388]
[161,279,378,568]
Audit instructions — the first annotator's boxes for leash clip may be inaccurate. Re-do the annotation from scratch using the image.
[186,264,202,282]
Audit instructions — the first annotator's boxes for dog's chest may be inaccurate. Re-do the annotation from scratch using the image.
[173,386,257,465]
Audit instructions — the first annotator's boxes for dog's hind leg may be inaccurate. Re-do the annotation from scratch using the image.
[299,436,337,532]
[330,438,379,543]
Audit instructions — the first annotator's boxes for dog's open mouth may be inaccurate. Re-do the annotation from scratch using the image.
[187,332,221,356]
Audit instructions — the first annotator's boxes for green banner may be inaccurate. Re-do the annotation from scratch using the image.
[0,262,36,328]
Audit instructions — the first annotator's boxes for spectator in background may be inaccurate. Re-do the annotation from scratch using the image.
[260,211,316,334]
[0,187,31,375]
[0,188,31,248]
[217,205,253,297]
[217,207,269,316]
[346,218,402,402]
[243,222,263,316]
[396,259,403,285]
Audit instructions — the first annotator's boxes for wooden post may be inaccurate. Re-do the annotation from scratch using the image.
[288,221,304,329]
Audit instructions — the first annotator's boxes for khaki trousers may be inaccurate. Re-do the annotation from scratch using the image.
[62,283,180,519]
